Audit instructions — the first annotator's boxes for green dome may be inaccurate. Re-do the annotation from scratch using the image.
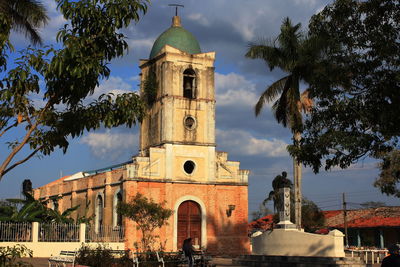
[149,17,201,59]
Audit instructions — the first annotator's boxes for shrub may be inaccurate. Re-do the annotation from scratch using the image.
[0,244,32,266]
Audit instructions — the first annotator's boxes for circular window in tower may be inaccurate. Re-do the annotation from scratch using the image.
[184,115,196,130]
[183,160,196,175]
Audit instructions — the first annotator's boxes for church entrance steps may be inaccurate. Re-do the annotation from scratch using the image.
[233,255,366,266]
[211,257,245,267]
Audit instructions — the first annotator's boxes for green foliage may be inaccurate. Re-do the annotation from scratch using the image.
[291,0,400,174]
[0,192,89,223]
[0,0,149,180]
[118,193,173,252]
[142,68,158,107]
[245,17,322,133]
[76,245,132,267]
[0,0,49,45]
[301,198,325,232]
[374,150,400,197]
[0,244,33,267]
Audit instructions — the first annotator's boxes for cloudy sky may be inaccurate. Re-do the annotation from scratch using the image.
[1,0,398,217]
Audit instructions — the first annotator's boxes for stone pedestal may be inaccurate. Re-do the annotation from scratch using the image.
[251,229,345,258]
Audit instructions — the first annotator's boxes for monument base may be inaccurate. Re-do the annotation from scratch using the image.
[275,220,297,230]
[251,229,345,258]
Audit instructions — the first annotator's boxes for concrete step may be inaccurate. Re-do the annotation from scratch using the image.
[233,255,366,267]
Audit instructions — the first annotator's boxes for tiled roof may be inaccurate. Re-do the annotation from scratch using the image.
[249,207,400,231]
[325,207,400,228]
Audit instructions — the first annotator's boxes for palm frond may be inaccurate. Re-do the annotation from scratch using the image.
[246,42,284,71]
[272,76,293,127]
[4,0,48,45]
[255,75,289,116]
[61,205,80,217]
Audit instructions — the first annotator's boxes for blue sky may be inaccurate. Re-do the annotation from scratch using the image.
[1,0,398,217]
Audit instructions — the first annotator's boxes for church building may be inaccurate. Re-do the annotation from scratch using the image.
[34,15,250,255]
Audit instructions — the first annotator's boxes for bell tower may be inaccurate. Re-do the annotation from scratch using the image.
[139,15,216,153]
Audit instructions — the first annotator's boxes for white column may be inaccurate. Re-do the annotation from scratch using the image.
[32,222,39,243]
[79,223,86,243]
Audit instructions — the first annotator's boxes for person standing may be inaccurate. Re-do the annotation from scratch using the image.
[182,238,194,267]
[382,244,400,267]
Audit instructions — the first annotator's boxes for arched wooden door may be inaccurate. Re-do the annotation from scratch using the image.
[177,201,201,249]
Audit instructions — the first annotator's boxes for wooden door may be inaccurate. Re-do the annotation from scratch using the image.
[177,201,201,249]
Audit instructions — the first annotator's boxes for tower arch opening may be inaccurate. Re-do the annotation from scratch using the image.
[183,69,196,99]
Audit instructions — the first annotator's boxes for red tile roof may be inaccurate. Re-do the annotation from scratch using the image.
[325,207,400,229]
[249,207,400,231]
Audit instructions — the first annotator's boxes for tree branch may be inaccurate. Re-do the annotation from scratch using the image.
[0,100,52,181]
[2,146,43,177]
[0,120,19,138]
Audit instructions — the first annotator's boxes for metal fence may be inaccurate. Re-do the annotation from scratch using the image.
[0,222,124,243]
[86,225,124,242]
[39,223,80,242]
[0,222,32,242]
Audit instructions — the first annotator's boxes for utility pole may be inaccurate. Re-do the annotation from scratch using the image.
[343,192,349,247]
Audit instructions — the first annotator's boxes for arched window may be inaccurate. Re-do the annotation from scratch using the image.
[113,191,123,228]
[95,195,103,233]
[183,69,196,99]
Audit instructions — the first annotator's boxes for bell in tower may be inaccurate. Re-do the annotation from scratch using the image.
[183,68,196,99]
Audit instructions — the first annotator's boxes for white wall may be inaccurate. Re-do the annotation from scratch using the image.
[0,242,125,257]
[252,229,345,257]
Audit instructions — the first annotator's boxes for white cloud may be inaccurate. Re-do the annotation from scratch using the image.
[80,130,139,159]
[40,0,68,42]
[187,13,210,27]
[129,75,140,81]
[215,72,259,107]
[294,0,317,7]
[128,38,154,51]
[90,76,135,101]
[217,129,288,158]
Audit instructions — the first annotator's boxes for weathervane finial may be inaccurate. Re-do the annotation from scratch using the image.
[168,4,184,16]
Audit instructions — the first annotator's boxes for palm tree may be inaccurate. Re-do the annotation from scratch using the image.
[246,17,321,229]
[0,0,49,45]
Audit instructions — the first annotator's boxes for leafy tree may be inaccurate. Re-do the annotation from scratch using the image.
[245,17,322,228]
[0,0,149,181]
[374,150,400,197]
[290,0,400,180]
[301,198,324,232]
[0,0,49,45]
[117,193,173,252]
